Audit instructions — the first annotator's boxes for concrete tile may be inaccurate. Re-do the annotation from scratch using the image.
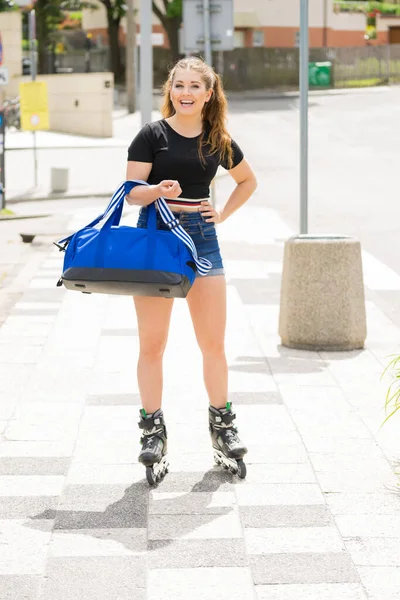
[0,457,69,476]
[148,567,255,600]
[0,519,53,575]
[336,515,400,537]
[251,553,359,585]
[358,566,400,600]
[245,526,345,554]
[148,539,247,568]
[41,557,146,600]
[101,328,138,336]
[345,537,400,566]
[0,575,43,600]
[66,463,144,485]
[148,471,234,493]
[85,393,142,405]
[239,505,333,528]
[0,496,59,519]
[243,463,316,484]
[235,484,325,506]
[0,440,75,457]
[325,492,400,516]
[149,491,236,514]
[255,583,367,600]
[0,476,65,496]
[148,511,243,540]
[228,391,283,404]
[49,528,147,556]
[55,483,149,530]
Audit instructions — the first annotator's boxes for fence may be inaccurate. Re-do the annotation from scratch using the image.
[32,44,400,92]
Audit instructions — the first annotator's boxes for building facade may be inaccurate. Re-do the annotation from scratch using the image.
[82,0,400,49]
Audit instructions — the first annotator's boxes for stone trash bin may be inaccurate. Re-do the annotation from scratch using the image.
[50,168,69,194]
[279,235,367,351]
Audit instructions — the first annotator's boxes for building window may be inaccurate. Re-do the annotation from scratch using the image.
[234,30,245,48]
[252,30,264,47]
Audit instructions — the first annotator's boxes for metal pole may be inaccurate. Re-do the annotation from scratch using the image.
[300,0,309,235]
[140,0,152,126]
[29,9,38,187]
[202,0,212,66]
[126,0,136,113]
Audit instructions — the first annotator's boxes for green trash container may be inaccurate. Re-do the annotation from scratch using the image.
[308,61,332,87]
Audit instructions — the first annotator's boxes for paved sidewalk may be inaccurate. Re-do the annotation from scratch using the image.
[1,185,400,599]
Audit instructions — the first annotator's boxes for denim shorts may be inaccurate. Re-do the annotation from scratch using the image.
[137,206,225,277]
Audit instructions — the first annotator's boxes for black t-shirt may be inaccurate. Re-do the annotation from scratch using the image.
[127,119,244,199]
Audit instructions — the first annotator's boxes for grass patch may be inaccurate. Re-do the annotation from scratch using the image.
[335,77,384,87]
[0,208,15,216]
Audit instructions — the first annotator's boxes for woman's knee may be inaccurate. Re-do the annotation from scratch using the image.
[198,337,226,359]
[139,338,168,361]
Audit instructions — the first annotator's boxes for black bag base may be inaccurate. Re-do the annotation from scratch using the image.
[59,267,193,298]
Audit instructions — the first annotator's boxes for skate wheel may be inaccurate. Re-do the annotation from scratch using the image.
[214,455,221,466]
[236,459,247,479]
[146,466,157,486]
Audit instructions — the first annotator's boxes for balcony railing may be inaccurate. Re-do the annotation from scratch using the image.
[334,1,400,15]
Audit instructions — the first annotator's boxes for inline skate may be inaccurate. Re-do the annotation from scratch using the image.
[138,408,169,486]
[209,403,247,479]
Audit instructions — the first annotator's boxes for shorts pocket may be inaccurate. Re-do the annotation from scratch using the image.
[199,221,217,241]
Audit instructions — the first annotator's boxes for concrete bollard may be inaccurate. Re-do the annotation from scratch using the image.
[51,168,69,193]
[279,235,367,351]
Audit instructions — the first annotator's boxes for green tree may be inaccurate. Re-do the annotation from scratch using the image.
[0,0,15,11]
[35,0,64,74]
[152,0,182,62]
[98,0,124,82]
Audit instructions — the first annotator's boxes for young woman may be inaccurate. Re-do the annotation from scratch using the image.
[126,57,257,483]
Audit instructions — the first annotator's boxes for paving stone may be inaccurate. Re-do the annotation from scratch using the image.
[345,537,400,566]
[85,393,142,405]
[0,457,69,476]
[0,575,43,600]
[239,504,333,528]
[149,491,236,514]
[148,567,255,600]
[357,566,400,600]
[101,328,138,336]
[148,510,243,540]
[41,556,146,600]
[250,553,359,585]
[0,440,76,457]
[245,526,345,554]
[49,528,147,556]
[243,463,316,484]
[324,492,400,515]
[255,583,367,600]
[0,519,53,575]
[0,496,59,519]
[0,476,65,496]
[66,463,144,485]
[228,391,283,404]
[145,471,234,493]
[336,515,400,538]
[235,484,325,506]
[148,539,248,568]
[55,483,149,530]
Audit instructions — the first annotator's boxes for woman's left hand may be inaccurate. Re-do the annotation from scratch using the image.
[199,201,224,224]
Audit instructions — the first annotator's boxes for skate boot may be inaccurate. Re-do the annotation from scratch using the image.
[209,403,247,479]
[138,408,169,486]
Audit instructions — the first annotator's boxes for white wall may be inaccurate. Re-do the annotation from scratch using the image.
[234,0,333,28]
[17,72,114,137]
[0,11,22,100]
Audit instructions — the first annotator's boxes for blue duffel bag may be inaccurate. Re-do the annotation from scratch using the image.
[55,180,211,298]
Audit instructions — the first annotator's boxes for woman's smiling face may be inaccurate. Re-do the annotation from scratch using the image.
[170,68,212,116]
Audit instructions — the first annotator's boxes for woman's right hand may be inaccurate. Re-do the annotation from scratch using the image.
[157,180,182,199]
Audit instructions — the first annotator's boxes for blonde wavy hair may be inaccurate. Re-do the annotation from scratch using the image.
[161,57,233,170]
